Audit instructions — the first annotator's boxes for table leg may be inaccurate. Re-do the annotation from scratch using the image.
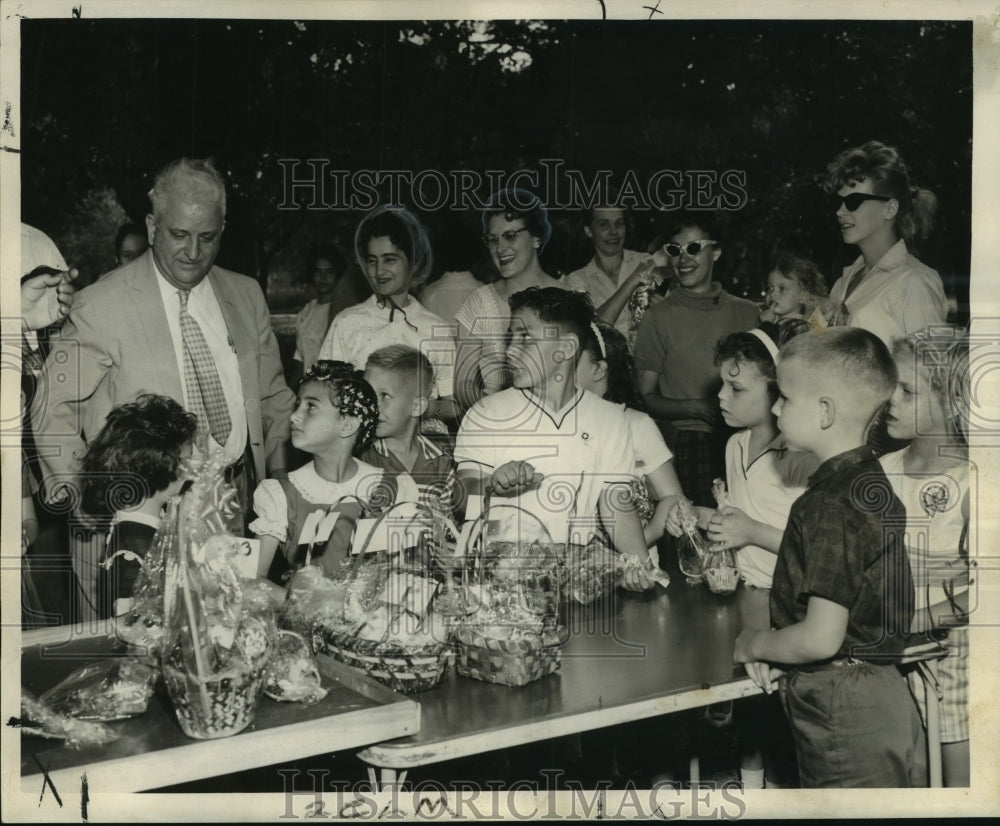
[368,768,409,791]
[919,660,943,788]
[689,756,700,784]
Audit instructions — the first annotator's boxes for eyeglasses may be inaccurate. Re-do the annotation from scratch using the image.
[663,240,717,258]
[833,193,894,212]
[483,227,531,249]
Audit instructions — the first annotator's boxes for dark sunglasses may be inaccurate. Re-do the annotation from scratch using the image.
[663,240,717,257]
[834,193,894,212]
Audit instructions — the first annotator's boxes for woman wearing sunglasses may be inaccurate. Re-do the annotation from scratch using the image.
[633,212,760,509]
[823,141,947,347]
[454,188,567,408]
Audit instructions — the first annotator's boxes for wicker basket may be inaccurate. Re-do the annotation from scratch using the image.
[453,625,567,687]
[163,662,268,739]
[313,626,453,694]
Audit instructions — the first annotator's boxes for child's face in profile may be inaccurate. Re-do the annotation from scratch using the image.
[165,442,195,499]
[766,269,804,318]
[772,356,821,452]
[718,358,772,430]
[290,380,345,453]
[507,308,569,390]
[365,366,419,440]
[886,351,950,441]
[575,348,607,397]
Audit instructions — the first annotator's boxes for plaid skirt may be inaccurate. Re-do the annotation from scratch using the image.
[906,627,969,743]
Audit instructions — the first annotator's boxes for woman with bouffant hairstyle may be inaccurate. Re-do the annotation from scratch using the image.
[822,140,947,346]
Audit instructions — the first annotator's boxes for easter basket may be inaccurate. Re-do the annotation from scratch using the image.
[452,493,568,686]
[310,502,458,694]
[159,453,276,739]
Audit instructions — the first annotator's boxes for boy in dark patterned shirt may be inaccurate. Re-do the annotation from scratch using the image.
[734,328,924,787]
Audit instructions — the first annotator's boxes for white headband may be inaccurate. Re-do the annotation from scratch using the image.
[748,328,779,361]
[590,322,607,359]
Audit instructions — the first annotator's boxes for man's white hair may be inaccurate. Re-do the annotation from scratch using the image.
[148,157,227,219]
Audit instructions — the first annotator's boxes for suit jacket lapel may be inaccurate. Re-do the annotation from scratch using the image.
[210,268,256,404]
[132,253,184,399]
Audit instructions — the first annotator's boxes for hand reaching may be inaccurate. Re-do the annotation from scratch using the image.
[22,269,77,331]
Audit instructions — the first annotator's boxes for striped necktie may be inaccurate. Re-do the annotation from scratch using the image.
[178,289,232,445]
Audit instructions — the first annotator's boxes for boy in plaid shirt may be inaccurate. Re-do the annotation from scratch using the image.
[360,345,463,518]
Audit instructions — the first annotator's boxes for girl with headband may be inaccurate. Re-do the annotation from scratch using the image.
[249,360,397,582]
[577,321,683,548]
[666,322,817,788]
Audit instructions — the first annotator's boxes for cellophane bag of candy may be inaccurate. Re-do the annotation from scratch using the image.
[39,660,158,721]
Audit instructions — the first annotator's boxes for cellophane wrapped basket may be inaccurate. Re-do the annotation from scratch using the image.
[674,482,739,595]
[453,502,568,685]
[308,502,456,694]
[160,453,275,739]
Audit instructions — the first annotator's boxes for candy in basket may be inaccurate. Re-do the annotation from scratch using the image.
[454,501,568,686]
[310,502,455,694]
[160,455,276,739]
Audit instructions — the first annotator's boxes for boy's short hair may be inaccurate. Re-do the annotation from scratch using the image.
[365,345,434,397]
[780,328,897,417]
[508,287,596,358]
[79,393,197,517]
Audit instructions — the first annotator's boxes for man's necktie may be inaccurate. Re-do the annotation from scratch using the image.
[178,289,232,445]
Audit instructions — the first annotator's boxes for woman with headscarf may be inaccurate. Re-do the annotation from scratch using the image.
[318,205,459,425]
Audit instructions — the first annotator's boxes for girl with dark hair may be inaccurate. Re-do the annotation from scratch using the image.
[78,394,197,618]
[823,140,947,346]
[577,322,683,548]
[249,360,395,582]
[292,243,358,380]
[454,189,569,409]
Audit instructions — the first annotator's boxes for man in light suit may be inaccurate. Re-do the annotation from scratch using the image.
[31,157,295,616]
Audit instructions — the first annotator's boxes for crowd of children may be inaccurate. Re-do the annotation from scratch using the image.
[50,138,972,790]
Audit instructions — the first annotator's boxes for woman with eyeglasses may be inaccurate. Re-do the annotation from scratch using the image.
[453,189,568,409]
[823,141,947,347]
[633,212,759,509]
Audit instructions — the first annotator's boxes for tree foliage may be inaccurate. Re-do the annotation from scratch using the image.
[21,18,970,313]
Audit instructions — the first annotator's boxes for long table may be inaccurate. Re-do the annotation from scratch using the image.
[18,621,421,794]
[358,576,770,781]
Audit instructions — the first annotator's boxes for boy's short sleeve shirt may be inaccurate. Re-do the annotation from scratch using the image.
[770,446,913,661]
[455,388,635,543]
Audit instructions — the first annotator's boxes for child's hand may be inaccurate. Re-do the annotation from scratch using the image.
[664,499,686,537]
[732,628,760,664]
[707,506,754,549]
[619,554,655,591]
[744,661,784,695]
[490,461,543,495]
[694,506,714,531]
